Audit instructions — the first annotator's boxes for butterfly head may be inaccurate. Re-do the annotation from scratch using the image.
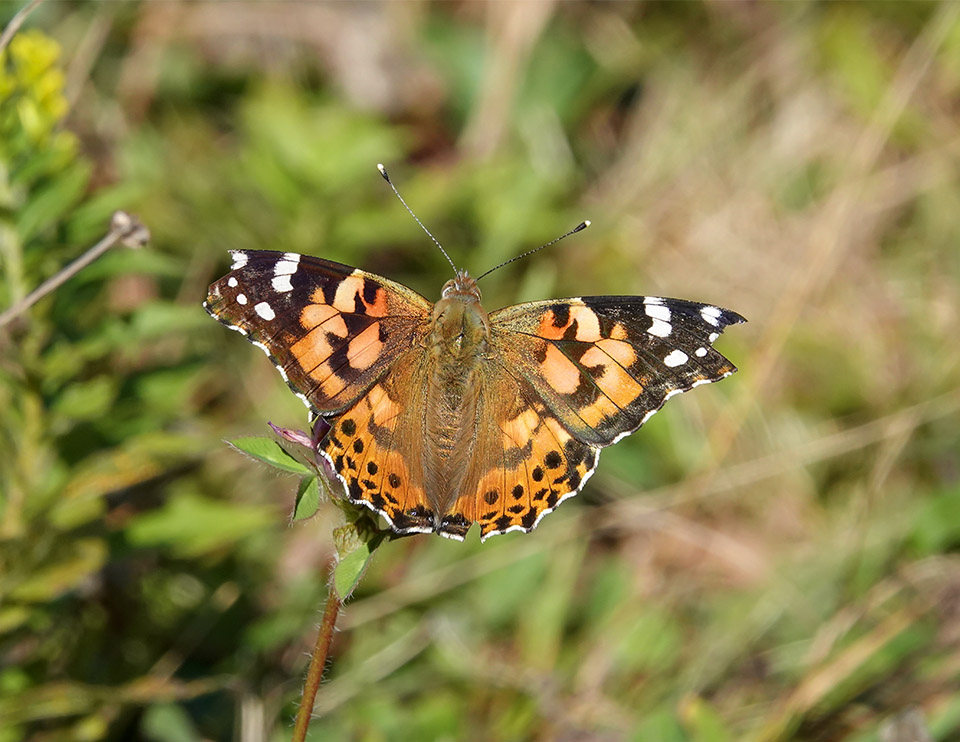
[440,270,482,303]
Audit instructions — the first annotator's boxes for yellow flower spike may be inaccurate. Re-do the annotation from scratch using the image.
[10,30,61,83]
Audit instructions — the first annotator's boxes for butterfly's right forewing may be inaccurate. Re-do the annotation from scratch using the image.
[205,250,432,414]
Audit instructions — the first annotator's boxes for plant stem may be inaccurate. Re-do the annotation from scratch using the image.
[292,583,342,742]
[0,0,45,55]
[0,210,148,330]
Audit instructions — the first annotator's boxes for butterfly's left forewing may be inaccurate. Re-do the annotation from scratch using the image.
[489,296,745,453]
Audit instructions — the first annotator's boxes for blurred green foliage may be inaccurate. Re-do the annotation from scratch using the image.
[1,2,960,741]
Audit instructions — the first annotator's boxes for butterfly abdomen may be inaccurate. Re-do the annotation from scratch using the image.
[419,290,492,515]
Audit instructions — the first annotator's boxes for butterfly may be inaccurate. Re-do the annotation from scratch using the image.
[205,245,745,541]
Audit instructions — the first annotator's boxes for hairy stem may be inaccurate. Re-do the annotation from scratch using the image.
[292,582,342,742]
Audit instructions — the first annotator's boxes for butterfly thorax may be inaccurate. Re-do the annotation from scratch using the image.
[420,271,490,513]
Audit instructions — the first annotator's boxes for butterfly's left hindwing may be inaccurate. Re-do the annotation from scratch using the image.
[205,250,431,414]
[489,296,745,448]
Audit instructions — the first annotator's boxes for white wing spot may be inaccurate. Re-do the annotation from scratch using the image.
[648,318,672,337]
[272,275,293,293]
[227,277,238,288]
[230,251,248,269]
[643,296,664,305]
[282,252,302,264]
[709,332,719,343]
[255,302,275,320]
[236,293,248,305]
[695,347,707,357]
[273,259,299,276]
[664,349,688,367]
[701,306,722,326]
[645,304,671,322]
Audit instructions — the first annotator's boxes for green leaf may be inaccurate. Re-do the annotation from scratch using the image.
[16,160,91,241]
[8,538,107,603]
[291,476,321,521]
[141,703,201,742]
[125,491,273,557]
[228,436,311,475]
[910,484,960,555]
[51,375,117,423]
[680,696,733,742]
[332,525,384,600]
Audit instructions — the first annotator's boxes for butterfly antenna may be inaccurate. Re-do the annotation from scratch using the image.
[475,220,591,282]
[378,164,458,275]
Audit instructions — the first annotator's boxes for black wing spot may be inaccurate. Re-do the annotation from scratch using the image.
[348,480,362,500]
[507,504,524,514]
[494,515,513,532]
[512,484,524,500]
[532,467,544,482]
[341,419,357,436]
[367,461,378,475]
[484,490,499,505]
[551,303,570,328]
[545,451,562,469]
[388,473,401,488]
[362,279,379,307]
[521,510,537,529]
[352,438,364,453]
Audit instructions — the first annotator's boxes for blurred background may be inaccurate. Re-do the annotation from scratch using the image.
[2,2,960,740]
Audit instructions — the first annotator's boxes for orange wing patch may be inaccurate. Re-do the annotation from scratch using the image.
[540,344,581,395]
[537,301,603,342]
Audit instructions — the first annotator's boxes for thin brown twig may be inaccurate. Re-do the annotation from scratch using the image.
[0,211,149,330]
[0,0,44,55]
[292,582,341,742]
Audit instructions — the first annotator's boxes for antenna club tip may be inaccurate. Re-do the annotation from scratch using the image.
[583,220,591,227]
[377,163,389,181]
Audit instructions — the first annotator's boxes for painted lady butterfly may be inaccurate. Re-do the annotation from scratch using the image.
[205,173,745,541]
